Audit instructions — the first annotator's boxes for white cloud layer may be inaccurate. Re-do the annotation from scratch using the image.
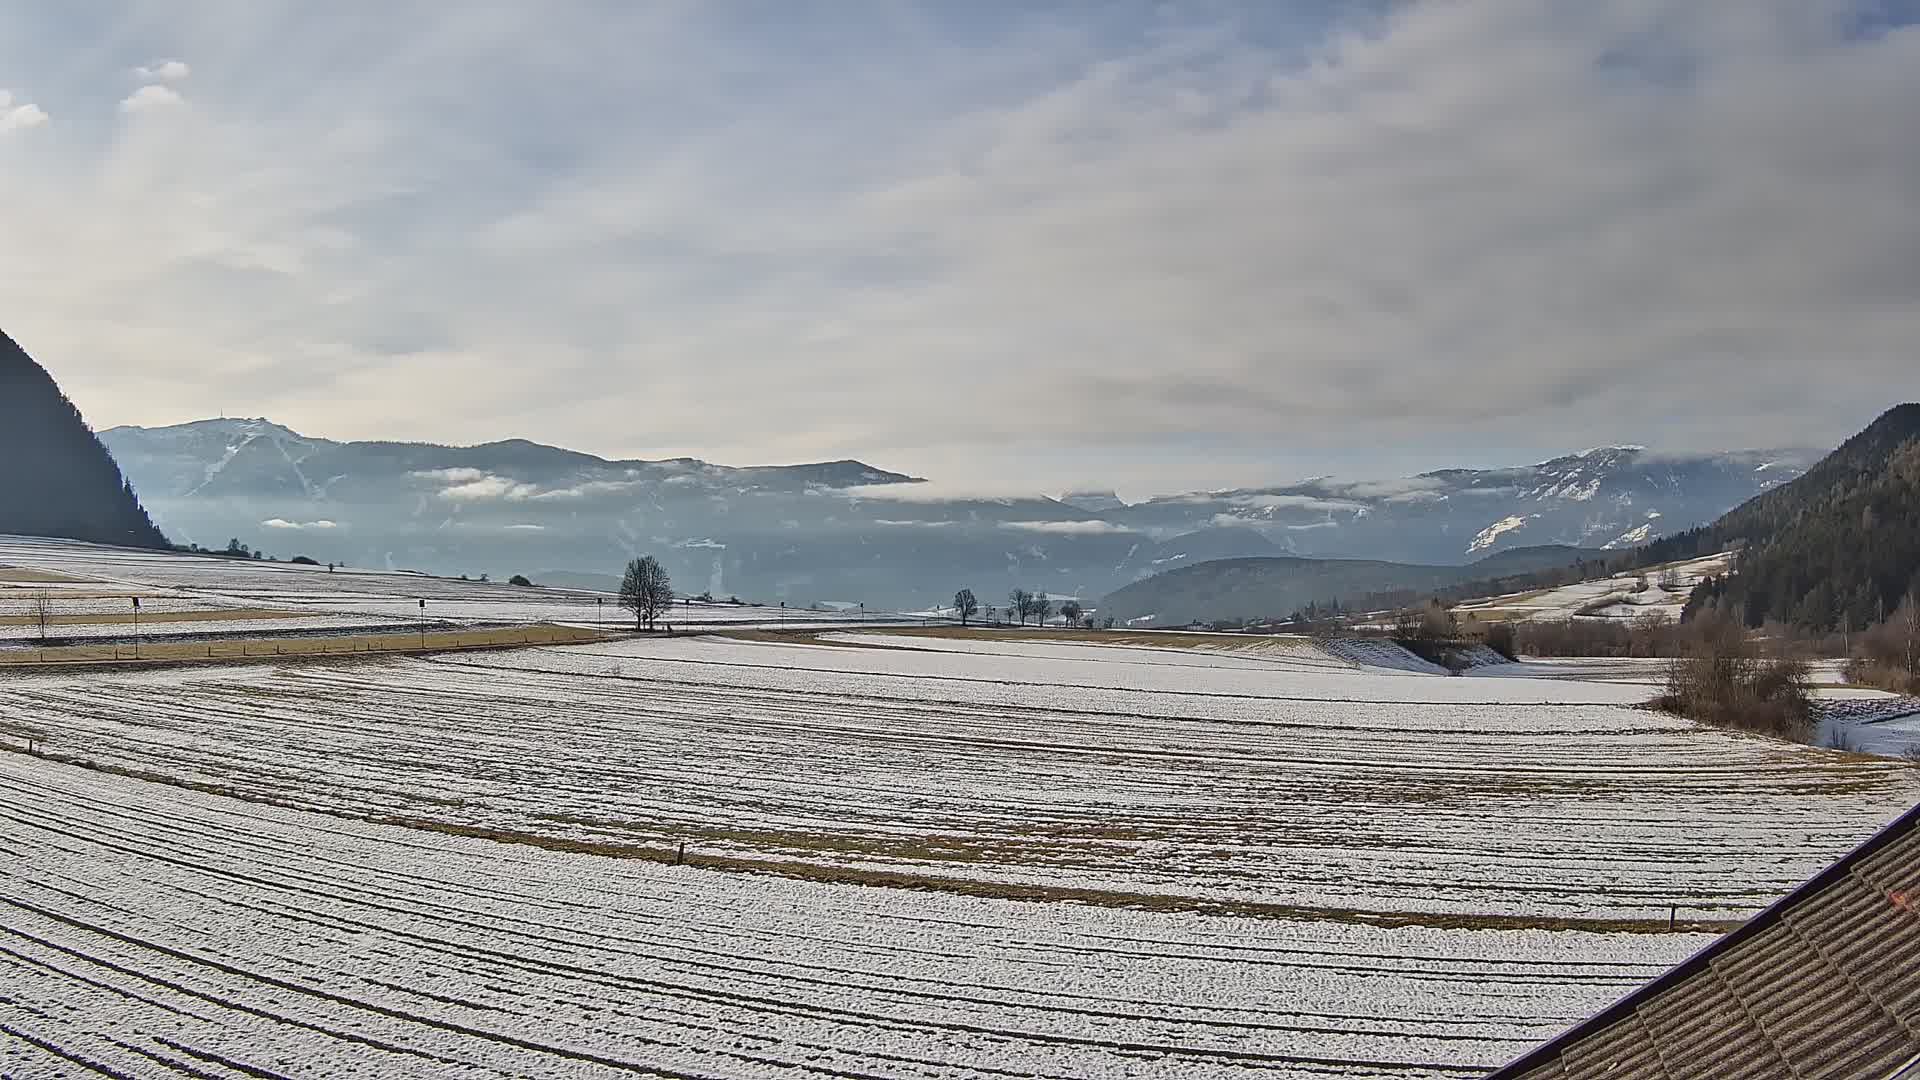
[118,84,184,112]
[438,474,537,501]
[134,60,191,82]
[0,90,48,133]
[2,3,1918,493]
[1001,520,1135,535]
[118,84,185,112]
[840,481,1039,504]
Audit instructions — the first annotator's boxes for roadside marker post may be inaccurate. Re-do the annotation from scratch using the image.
[131,595,140,659]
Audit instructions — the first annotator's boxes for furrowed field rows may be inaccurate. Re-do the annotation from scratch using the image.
[0,754,1689,1079]
[5,635,1914,921]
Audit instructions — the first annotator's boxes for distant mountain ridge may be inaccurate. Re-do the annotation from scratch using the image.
[1104,445,1816,557]
[0,329,167,550]
[106,417,919,501]
[101,417,1810,609]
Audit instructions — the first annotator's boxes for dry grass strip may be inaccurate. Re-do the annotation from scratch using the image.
[0,624,609,667]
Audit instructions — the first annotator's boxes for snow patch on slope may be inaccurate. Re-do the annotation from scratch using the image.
[1605,523,1655,548]
[1467,514,1534,554]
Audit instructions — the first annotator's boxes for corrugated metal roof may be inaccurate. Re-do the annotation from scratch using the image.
[1489,802,1920,1079]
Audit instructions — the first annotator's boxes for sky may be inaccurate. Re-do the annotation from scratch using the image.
[3,1,1918,501]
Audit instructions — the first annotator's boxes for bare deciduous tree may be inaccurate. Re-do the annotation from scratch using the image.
[953,588,978,627]
[1008,588,1032,626]
[1629,609,1674,658]
[1398,599,1455,641]
[1032,592,1053,626]
[619,556,674,631]
[30,592,52,642]
[1847,589,1920,694]
[1059,599,1084,628]
[1902,590,1919,682]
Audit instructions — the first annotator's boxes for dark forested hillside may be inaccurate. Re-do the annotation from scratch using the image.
[0,329,168,549]
[1656,405,1920,630]
[1097,545,1602,627]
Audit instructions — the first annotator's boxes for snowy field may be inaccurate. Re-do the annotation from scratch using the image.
[0,612,401,642]
[6,633,1915,924]
[5,543,1920,1076]
[0,534,923,636]
[0,753,1701,1079]
[1452,552,1735,623]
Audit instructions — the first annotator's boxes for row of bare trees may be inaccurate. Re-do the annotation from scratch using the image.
[1006,589,1049,626]
[951,587,1086,628]
[1511,611,1680,658]
[1005,589,1086,627]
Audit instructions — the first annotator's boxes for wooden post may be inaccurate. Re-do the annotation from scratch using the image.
[1669,904,1677,931]
[675,842,685,866]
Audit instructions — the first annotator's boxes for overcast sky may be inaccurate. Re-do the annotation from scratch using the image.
[3,1,1918,499]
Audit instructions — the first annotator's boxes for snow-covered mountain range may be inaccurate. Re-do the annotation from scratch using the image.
[1103,445,1817,559]
[99,419,1814,609]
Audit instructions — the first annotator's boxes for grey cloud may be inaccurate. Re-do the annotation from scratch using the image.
[2,2,1915,493]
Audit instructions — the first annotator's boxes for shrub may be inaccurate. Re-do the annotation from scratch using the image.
[508,574,533,587]
[1483,621,1517,661]
[1844,657,1920,695]
[289,555,320,566]
[1654,613,1813,741]
[1515,619,1633,657]
[1846,595,1920,693]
